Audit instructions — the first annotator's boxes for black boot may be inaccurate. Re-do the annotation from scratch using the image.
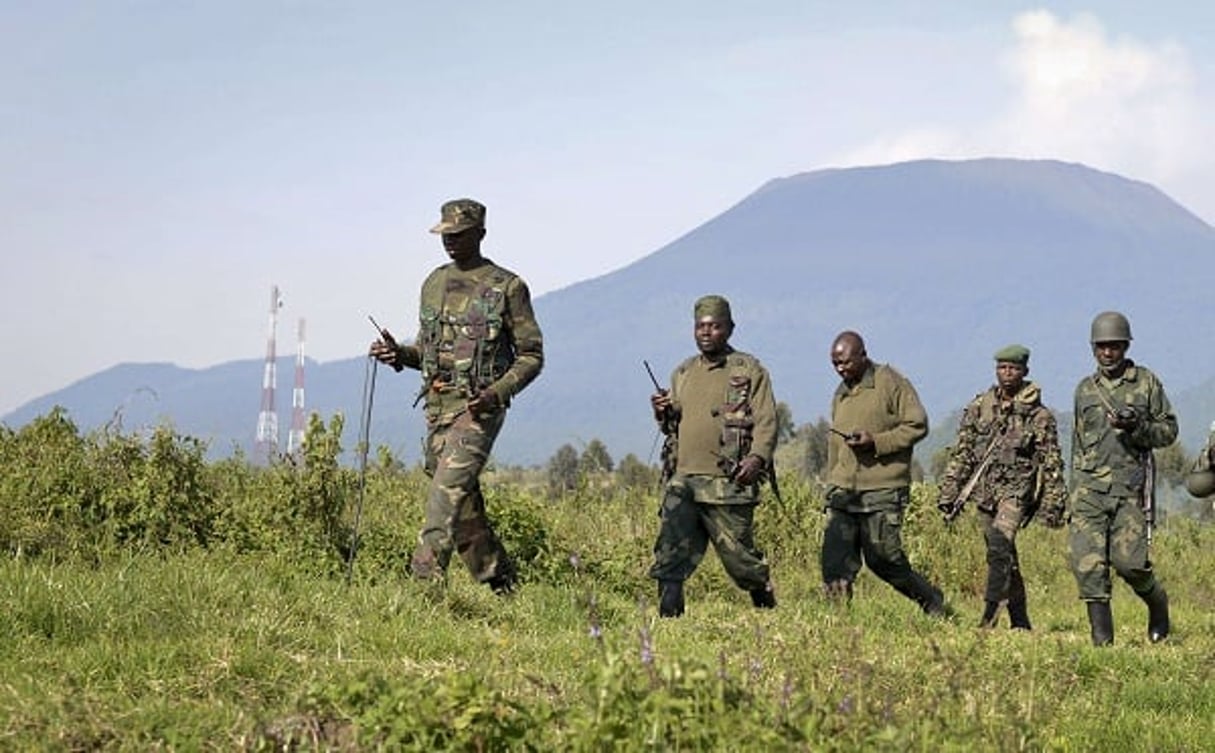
[1139,584,1170,643]
[1006,567,1030,630]
[1087,601,1114,646]
[658,580,685,618]
[485,557,517,595]
[750,582,777,610]
[978,600,1000,628]
[1007,600,1032,631]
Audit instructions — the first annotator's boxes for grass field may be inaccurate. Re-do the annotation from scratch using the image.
[2,416,1213,750]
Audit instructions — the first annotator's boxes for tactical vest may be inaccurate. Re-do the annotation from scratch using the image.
[970,389,1039,468]
[671,352,760,477]
[417,265,517,401]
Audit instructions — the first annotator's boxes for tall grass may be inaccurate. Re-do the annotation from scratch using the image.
[1,412,1212,750]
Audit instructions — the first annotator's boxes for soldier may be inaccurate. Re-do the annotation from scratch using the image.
[1069,311,1175,645]
[1183,421,1215,499]
[936,344,1067,630]
[822,331,947,616]
[649,295,778,617]
[370,198,543,594]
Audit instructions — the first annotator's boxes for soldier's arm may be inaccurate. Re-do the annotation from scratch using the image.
[747,365,778,465]
[1129,374,1178,449]
[938,402,980,502]
[490,275,544,403]
[871,371,929,457]
[1034,408,1069,510]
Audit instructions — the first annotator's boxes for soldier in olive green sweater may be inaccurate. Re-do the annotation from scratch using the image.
[821,331,947,616]
[649,295,778,618]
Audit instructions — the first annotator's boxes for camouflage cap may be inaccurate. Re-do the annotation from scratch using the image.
[429,198,486,234]
[994,344,1030,366]
[693,294,732,322]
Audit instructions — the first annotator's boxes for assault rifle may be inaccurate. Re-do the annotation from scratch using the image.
[939,432,1001,523]
[1142,450,1157,546]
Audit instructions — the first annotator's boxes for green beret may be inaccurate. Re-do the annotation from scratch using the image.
[994,344,1030,366]
[693,295,732,322]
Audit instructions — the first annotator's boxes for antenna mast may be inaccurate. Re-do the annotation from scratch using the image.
[287,317,307,455]
[255,285,282,463]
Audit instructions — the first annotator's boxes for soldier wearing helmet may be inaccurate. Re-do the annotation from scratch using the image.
[1068,311,1177,645]
[1184,422,1215,499]
[370,198,544,595]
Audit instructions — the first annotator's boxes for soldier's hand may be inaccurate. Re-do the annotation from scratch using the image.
[651,390,673,422]
[844,429,875,452]
[369,339,399,367]
[1041,507,1066,529]
[937,499,959,522]
[732,455,765,485]
[468,387,501,416]
[1108,407,1139,432]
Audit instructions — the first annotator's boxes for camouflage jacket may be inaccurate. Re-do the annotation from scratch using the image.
[1071,362,1177,496]
[939,382,1067,514]
[666,348,778,481]
[398,259,543,422]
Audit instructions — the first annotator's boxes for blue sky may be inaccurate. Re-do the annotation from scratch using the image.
[3,2,1214,416]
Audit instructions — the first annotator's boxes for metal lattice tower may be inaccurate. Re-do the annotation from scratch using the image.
[255,285,282,463]
[287,317,307,456]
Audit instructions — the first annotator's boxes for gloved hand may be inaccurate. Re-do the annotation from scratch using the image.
[732,454,766,485]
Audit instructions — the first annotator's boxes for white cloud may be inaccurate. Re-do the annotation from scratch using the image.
[839,10,1215,219]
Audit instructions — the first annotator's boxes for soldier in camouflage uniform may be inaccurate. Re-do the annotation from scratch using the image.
[822,331,948,616]
[1183,421,1215,498]
[937,344,1067,630]
[648,295,778,617]
[1069,311,1175,645]
[371,198,543,594]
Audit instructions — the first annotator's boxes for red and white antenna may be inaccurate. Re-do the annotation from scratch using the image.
[287,317,307,455]
[255,285,283,462]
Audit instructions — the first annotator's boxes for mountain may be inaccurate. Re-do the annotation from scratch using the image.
[6,159,1215,465]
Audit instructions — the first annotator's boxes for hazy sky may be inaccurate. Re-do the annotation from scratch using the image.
[3,2,1214,416]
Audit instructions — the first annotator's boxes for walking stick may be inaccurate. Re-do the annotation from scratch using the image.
[346,353,379,586]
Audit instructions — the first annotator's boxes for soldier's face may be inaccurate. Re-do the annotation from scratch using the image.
[694,316,732,356]
[995,362,1027,393]
[1092,340,1129,371]
[441,226,485,264]
[831,343,868,385]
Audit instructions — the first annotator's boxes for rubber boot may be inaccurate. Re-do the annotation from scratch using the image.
[1007,600,1032,631]
[1140,584,1170,643]
[658,580,685,618]
[1007,568,1030,630]
[485,558,517,596]
[978,600,1000,628]
[750,581,777,610]
[1086,601,1114,646]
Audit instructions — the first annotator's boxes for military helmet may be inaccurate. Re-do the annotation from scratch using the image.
[1090,311,1132,344]
[1185,469,1215,498]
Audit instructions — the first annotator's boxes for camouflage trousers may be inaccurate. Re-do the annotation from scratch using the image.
[821,487,943,612]
[411,408,513,585]
[1068,486,1156,601]
[978,497,1027,605]
[648,476,770,591]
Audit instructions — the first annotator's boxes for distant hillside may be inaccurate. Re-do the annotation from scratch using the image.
[6,159,1215,465]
